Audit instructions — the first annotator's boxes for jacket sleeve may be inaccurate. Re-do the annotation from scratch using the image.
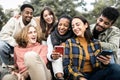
[63,39,84,79]
[0,17,17,47]
[100,27,120,52]
[47,35,55,61]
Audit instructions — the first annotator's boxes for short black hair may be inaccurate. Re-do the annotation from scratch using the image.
[20,4,34,12]
[101,7,119,24]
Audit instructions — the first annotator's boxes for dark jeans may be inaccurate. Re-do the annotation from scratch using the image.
[87,64,120,80]
[0,40,14,65]
[64,64,120,80]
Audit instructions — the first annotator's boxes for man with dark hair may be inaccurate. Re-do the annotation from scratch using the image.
[0,4,36,68]
[90,7,120,63]
[20,4,34,12]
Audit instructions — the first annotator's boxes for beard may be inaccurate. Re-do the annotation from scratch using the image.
[95,23,107,33]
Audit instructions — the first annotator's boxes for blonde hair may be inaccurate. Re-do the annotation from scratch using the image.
[15,25,42,48]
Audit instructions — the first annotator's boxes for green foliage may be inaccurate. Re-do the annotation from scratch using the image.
[0,0,120,29]
[83,0,120,28]
[0,5,7,30]
[30,0,85,17]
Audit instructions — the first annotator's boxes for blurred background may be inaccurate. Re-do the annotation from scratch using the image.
[0,0,120,30]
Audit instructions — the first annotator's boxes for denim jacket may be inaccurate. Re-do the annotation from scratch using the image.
[90,24,120,62]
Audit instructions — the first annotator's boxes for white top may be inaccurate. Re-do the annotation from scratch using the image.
[47,35,55,61]
[0,16,37,47]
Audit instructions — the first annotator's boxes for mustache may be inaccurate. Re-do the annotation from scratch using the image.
[96,24,105,29]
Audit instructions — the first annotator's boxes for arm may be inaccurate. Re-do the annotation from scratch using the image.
[47,35,62,61]
[63,40,84,79]
[100,27,120,51]
[39,45,48,64]
[47,35,54,61]
[0,17,17,47]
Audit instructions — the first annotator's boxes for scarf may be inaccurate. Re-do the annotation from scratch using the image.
[51,28,73,47]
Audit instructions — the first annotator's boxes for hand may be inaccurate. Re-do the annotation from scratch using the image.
[12,72,24,80]
[51,50,61,60]
[79,77,87,80]
[21,71,29,79]
[97,55,111,65]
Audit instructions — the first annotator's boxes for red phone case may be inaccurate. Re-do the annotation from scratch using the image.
[54,46,64,55]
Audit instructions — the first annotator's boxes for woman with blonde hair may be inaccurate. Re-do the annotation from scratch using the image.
[2,25,51,80]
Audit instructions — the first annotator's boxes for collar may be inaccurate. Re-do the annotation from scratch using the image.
[19,16,37,28]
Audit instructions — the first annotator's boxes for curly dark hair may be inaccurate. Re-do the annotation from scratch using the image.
[20,4,34,12]
[101,7,119,24]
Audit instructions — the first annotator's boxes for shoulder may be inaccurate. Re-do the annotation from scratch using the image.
[110,26,120,31]
[66,38,78,44]
[40,44,48,51]
[33,16,40,27]
[6,17,19,23]
[106,26,120,34]
[14,46,22,52]
[91,39,101,47]
[33,16,40,21]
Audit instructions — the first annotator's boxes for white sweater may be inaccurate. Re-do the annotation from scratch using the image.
[0,16,37,47]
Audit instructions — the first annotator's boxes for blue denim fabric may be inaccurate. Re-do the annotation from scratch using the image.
[87,64,120,80]
[64,64,120,80]
[110,55,115,63]
[0,40,14,65]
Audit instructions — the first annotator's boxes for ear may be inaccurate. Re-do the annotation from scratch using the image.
[85,23,88,28]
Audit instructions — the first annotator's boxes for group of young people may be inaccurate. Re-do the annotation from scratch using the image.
[0,3,120,80]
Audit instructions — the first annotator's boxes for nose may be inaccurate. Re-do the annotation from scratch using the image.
[47,15,51,18]
[99,21,105,26]
[60,25,66,29]
[32,32,36,35]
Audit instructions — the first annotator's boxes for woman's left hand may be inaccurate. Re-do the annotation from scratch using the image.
[97,55,111,65]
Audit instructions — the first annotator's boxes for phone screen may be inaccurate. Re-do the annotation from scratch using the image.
[97,50,113,56]
[54,46,64,55]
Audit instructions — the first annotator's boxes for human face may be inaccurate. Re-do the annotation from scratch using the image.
[43,10,53,24]
[21,7,33,25]
[72,18,87,37]
[57,18,70,35]
[27,27,37,45]
[95,15,113,32]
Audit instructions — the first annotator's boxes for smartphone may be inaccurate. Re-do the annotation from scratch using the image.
[54,46,64,55]
[97,50,113,56]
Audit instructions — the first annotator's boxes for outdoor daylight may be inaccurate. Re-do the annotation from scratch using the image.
[0,0,120,80]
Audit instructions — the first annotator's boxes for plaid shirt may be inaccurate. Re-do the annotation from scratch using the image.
[63,37,102,78]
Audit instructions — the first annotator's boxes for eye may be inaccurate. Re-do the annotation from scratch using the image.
[28,31,32,34]
[99,18,103,22]
[58,23,62,26]
[99,18,110,25]
[104,22,110,25]
[76,23,80,26]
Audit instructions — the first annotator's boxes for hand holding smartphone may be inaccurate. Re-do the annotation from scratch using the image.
[54,46,64,55]
[97,50,113,56]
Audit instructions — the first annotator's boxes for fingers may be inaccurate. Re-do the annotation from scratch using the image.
[97,55,111,65]
[51,53,61,60]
